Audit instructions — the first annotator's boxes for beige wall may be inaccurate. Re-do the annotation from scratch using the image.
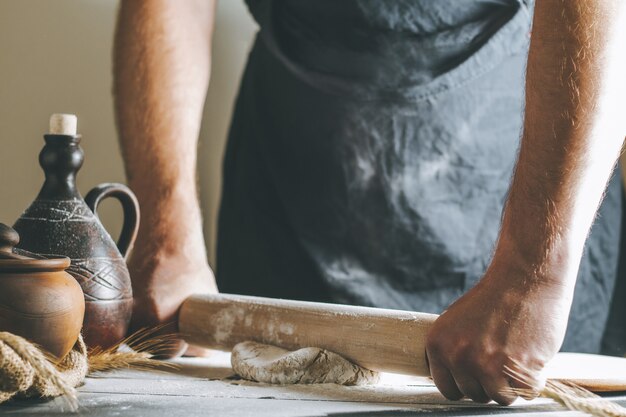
[0,0,258,265]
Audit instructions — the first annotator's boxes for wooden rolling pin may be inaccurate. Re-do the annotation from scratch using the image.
[178,293,438,376]
[179,294,626,392]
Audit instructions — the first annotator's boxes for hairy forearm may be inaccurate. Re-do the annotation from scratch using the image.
[425,2,626,402]
[113,0,215,257]
[498,0,626,286]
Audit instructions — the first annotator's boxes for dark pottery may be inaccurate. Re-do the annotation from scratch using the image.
[13,132,140,349]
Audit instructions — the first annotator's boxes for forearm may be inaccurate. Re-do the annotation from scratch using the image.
[113,0,215,259]
[426,2,626,402]
[497,0,626,288]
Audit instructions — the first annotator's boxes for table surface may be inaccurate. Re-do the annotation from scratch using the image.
[1,351,624,417]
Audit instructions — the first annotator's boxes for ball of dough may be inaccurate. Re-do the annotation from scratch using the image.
[231,341,379,386]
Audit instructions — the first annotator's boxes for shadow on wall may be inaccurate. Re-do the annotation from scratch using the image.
[0,0,122,226]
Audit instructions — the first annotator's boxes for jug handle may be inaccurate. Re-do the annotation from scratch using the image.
[85,183,140,260]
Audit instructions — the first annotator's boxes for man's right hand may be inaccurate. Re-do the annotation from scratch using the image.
[125,191,218,358]
[128,241,218,357]
[129,245,217,356]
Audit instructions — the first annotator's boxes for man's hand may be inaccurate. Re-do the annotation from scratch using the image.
[425,0,626,405]
[130,258,217,329]
[126,195,218,357]
[129,243,218,357]
[426,244,570,405]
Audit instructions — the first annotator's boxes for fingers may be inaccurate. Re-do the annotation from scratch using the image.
[430,359,542,406]
[451,371,490,403]
[478,372,518,406]
[429,356,518,404]
[427,340,522,405]
[506,361,545,401]
[427,344,491,403]
[427,351,463,400]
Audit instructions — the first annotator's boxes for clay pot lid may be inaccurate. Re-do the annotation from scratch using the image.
[0,223,70,272]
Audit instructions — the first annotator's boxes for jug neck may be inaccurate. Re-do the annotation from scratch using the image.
[36,134,84,200]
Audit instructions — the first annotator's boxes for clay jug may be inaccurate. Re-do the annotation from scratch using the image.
[0,223,85,359]
[13,114,140,349]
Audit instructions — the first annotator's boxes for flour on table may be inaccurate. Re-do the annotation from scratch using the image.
[231,341,379,385]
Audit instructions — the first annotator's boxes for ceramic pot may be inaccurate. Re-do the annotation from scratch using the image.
[13,120,140,349]
[0,224,85,359]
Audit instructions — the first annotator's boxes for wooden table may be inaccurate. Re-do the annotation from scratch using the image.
[1,352,624,416]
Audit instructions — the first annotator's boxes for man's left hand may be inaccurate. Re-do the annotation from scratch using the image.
[425,254,571,405]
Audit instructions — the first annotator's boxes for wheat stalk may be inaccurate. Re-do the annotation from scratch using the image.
[503,361,626,417]
[88,326,180,373]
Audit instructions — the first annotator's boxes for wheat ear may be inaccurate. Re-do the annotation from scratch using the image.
[503,361,626,417]
[88,326,180,373]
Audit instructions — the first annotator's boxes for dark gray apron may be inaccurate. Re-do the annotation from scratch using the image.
[216,0,624,354]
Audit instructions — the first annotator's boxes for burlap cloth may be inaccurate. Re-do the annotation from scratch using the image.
[0,331,87,404]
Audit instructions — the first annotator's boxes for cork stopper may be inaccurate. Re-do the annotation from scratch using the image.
[49,113,78,135]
